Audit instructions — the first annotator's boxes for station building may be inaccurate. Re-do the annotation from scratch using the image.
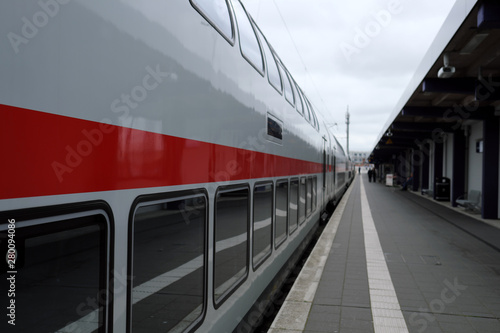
[349,151,370,165]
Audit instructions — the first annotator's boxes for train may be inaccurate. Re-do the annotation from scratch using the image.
[0,1,354,332]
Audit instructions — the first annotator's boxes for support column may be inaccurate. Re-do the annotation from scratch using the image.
[421,143,430,192]
[482,117,500,219]
[452,130,466,207]
[412,150,420,192]
[433,142,443,200]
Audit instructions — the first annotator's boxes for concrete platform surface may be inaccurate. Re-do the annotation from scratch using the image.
[269,175,500,333]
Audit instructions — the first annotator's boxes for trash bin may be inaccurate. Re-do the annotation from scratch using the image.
[435,177,450,201]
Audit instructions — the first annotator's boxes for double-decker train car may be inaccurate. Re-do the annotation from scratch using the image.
[0,1,353,332]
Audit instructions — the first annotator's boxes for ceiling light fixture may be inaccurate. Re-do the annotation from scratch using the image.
[460,31,489,55]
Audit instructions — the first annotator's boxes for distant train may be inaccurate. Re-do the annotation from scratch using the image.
[0,1,353,332]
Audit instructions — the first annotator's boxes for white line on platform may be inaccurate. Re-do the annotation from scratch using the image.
[360,178,409,333]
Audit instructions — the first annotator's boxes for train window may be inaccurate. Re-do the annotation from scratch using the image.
[333,155,337,187]
[294,82,304,116]
[130,192,206,332]
[323,150,327,189]
[314,176,317,205]
[307,177,313,216]
[289,178,299,234]
[275,179,288,248]
[0,205,111,333]
[253,182,273,269]
[214,186,249,306]
[191,0,234,43]
[299,177,306,225]
[313,176,318,210]
[313,110,320,131]
[278,62,294,106]
[232,0,264,74]
[267,113,283,142]
[255,26,282,93]
[303,96,313,123]
[309,102,319,130]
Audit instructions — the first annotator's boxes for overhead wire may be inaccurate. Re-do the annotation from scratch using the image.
[270,0,331,119]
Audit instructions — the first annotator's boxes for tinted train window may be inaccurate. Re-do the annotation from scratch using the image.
[312,109,319,130]
[294,82,304,115]
[0,207,110,333]
[313,176,318,210]
[191,0,233,42]
[275,180,288,247]
[303,96,312,123]
[131,194,206,332]
[256,27,282,92]
[279,63,295,105]
[253,182,273,269]
[333,156,337,186]
[299,177,306,225]
[232,0,264,73]
[214,186,249,305]
[289,178,299,234]
[267,113,283,142]
[308,100,319,130]
[307,177,313,216]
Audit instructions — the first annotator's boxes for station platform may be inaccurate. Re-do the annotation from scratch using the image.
[269,174,500,333]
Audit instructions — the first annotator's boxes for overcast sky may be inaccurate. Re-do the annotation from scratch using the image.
[242,0,457,152]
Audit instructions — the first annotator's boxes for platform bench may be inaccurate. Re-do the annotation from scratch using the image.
[456,190,481,213]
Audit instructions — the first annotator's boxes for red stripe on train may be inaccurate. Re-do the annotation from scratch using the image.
[1,104,322,199]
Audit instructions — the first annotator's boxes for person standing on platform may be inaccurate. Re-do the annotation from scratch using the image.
[401,174,413,191]
[368,168,373,182]
[372,168,377,183]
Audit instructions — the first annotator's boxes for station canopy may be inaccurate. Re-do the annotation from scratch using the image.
[369,0,500,163]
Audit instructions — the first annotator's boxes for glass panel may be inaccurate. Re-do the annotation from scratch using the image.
[275,180,288,247]
[278,63,294,105]
[307,177,313,216]
[192,0,233,41]
[289,179,299,233]
[132,195,206,332]
[303,96,312,123]
[333,156,337,186]
[253,183,273,267]
[214,187,249,304]
[256,28,282,92]
[294,82,304,115]
[267,114,283,140]
[0,214,107,333]
[312,109,319,130]
[313,177,318,210]
[299,177,306,225]
[232,0,264,72]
